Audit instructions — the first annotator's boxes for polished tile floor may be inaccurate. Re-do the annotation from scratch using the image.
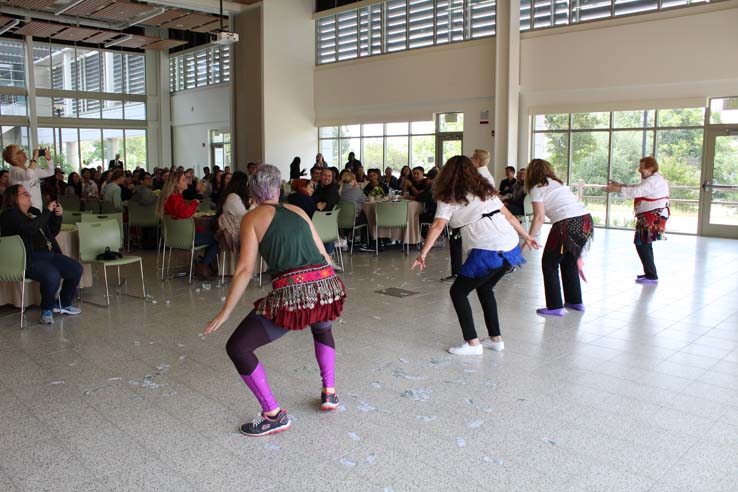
[0,228,737,492]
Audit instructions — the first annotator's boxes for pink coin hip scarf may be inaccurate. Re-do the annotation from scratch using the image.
[254,264,346,330]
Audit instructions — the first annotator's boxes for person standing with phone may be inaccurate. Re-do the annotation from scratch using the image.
[4,145,55,210]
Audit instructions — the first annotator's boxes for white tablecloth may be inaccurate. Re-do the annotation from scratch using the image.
[362,200,423,244]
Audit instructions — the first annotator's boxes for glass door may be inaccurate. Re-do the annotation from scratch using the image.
[699,126,738,238]
[436,134,462,168]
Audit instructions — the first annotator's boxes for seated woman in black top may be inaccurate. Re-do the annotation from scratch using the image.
[406,166,428,199]
[0,185,83,325]
[287,179,317,218]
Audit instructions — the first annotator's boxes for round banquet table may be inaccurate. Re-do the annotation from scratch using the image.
[0,225,94,308]
[362,199,423,245]
[193,212,266,278]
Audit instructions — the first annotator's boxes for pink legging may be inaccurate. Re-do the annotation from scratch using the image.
[225,310,335,412]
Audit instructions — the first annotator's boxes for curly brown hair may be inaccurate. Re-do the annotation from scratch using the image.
[525,158,563,193]
[432,155,495,205]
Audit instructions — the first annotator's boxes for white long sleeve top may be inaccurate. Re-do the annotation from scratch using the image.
[620,172,669,214]
[9,163,55,210]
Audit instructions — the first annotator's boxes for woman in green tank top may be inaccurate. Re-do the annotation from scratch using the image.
[203,164,346,437]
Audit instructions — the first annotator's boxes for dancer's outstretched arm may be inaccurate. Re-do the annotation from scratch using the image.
[412,217,448,271]
[523,202,545,251]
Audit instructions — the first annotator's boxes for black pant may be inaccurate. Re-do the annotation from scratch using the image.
[449,228,462,276]
[541,248,581,309]
[449,266,507,341]
[635,242,657,279]
[27,252,83,311]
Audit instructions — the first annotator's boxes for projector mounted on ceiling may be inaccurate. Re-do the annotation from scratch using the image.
[210,31,238,45]
[210,0,238,45]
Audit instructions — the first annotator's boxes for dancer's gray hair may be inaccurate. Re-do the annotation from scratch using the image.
[252,164,281,203]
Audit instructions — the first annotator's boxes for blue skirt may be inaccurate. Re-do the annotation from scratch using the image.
[458,245,526,278]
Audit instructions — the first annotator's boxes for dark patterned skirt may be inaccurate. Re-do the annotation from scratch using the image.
[634,209,668,245]
[544,214,594,258]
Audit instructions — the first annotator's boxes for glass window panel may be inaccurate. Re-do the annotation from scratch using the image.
[469,0,496,38]
[358,7,370,57]
[534,114,569,131]
[195,49,208,87]
[341,138,360,163]
[126,54,145,94]
[33,44,52,89]
[1,126,30,153]
[319,139,339,166]
[411,135,434,169]
[36,97,54,118]
[438,112,464,132]
[362,137,384,169]
[37,127,56,157]
[570,131,609,226]
[317,16,337,64]
[385,122,409,136]
[533,0,554,29]
[520,0,532,31]
[385,136,409,170]
[369,4,383,55]
[411,120,434,134]
[48,98,78,118]
[709,97,738,125]
[709,134,738,226]
[124,129,147,170]
[319,126,338,138]
[103,128,124,167]
[78,100,101,119]
[554,0,570,25]
[571,112,609,129]
[572,0,612,23]
[613,110,655,128]
[340,125,360,138]
[385,0,408,52]
[59,128,80,173]
[655,128,702,234]
[657,108,705,127]
[79,128,102,169]
[337,9,359,61]
[0,95,27,117]
[102,100,123,120]
[124,101,146,120]
[608,129,655,228]
[614,0,658,16]
[408,0,435,49]
[0,39,26,87]
[532,132,569,183]
[362,123,383,137]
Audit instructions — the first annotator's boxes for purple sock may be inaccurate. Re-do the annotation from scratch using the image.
[241,363,278,413]
[313,341,336,388]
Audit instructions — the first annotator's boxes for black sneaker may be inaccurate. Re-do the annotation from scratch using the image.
[240,410,291,437]
[440,274,457,283]
[503,265,518,276]
[320,391,339,411]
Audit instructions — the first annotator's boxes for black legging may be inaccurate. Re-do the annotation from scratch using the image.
[449,265,508,341]
[635,242,657,279]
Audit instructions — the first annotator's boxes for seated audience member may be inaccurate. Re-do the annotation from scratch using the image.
[363,168,389,197]
[130,172,157,206]
[344,152,361,174]
[406,166,428,199]
[152,169,165,190]
[65,172,82,197]
[287,178,316,218]
[499,166,517,199]
[382,167,399,190]
[416,168,439,226]
[354,165,367,184]
[314,168,340,211]
[182,168,204,200]
[309,166,322,191]
[222,172,232,192]
[0,185,83,324]
[339,172,370,248]
[505,167,527,216]
[102,169,125,212]
[43,168,66,202]
[202,167,211,182]
[0,169,8,202]
[156,170,219,280]
[399,165,412,192]
[210,170,224,204]
[81,168,99,198]
[216,171,251,249]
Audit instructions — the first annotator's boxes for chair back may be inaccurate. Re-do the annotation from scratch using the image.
[62,210,92,225]
[162,216,195,250]
[0,235,26,282]
[376,201,408,229]
[83,198,101,214]
[337,202,357,229]
[313,210,340,243]
[59,195,81,212]
[77,220,122,263]
[128,202,158,228]
[100,201,117,214]
[81,213,124,248]
[197,199,214,212]
[523,194,533,216]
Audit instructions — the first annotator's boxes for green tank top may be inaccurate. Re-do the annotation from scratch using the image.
[259,205,326,273]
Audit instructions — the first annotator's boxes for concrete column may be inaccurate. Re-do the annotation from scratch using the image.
[493,0,521,179]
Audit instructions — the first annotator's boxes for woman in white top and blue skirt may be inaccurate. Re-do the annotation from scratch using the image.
[525,159,593,317]
[413,156,540,355]
[606,156,669,283]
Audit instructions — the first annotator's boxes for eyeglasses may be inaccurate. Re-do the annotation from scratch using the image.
[19,192,31,198]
